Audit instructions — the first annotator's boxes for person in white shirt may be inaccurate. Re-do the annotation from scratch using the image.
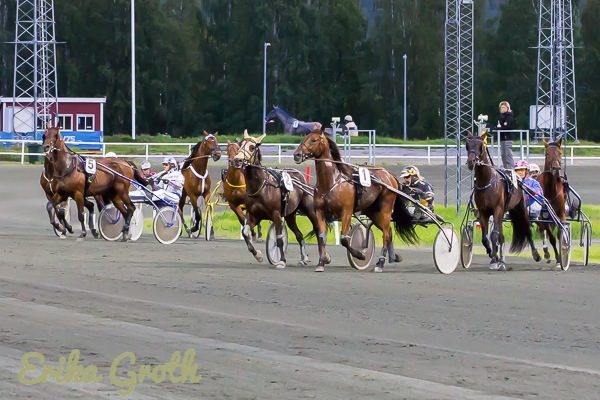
[344,115,358,136]
[153,157,184,204]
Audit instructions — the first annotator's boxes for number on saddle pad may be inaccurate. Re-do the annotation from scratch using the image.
[358,167,371,187]
[282,171,294,191]
[292,120,299,128]
[85,158,97,174]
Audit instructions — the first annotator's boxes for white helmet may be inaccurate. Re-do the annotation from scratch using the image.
[141,160,151,169]
[344,115,353,122]
[105,151,117,158]
[529,163,541,174]
[162,156,170,165]
[168,157,179,170]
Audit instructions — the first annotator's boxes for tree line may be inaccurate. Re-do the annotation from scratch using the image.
[1,0,599,141]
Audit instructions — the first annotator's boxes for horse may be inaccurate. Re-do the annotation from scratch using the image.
[293,127,417,273]
[222,138,262,240]
[265,106,322,135]
[465,133,541,270]
[179,130,222,236]
[40,157,100,238]
[42,126,147,240]
[231,130,319,268]
[536,137,568,264]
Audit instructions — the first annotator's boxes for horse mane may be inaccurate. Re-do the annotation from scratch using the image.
[181,140,202,169]
[326,137,354,175]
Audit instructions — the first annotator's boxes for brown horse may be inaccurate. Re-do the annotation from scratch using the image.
[232,131,318,268]
[40,158,74,236]
[42,126,146,240]
[536,138,567,264]
[293,127,417,272]
[222,138,261,240]
[465,133,540,270]
[179,130,222,236]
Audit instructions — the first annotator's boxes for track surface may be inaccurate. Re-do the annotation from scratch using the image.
[0,164,599,399]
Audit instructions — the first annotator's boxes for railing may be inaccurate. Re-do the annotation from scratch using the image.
[2,138,600,166]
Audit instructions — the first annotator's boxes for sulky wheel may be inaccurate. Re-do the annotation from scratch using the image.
[581,223,591,266]
[347,223,375,270]
[460,224,474,269]
[266,222,288,265]
[153,206,182,245]
[559,227,571,271]
[98,205,124,241]
[129,206,144,241]
[433,227,460,274]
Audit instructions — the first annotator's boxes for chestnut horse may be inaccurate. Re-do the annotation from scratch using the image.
[40,157,100,238]
[536,138,567,264]
[222,139,261,240]
[179,130,222,236]
[232,131,319,268]
[293,128,417,272]
[42,127,146,240]
[465,133,540,270]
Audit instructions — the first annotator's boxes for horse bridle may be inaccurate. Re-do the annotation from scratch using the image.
[296,134,325,162]
[466,138,489,167]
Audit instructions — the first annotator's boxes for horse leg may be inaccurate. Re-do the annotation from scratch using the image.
[314,208,330,272]
[46,200,63,233]
[387,229,402,263]
[112,198,132,242]
[178,190,191,236]
[73,191,87,240]
[547,227,560,267]
[84,198,99,238]
[340,210,365,260]
[271,212,286,269]
[541,227,552,262]
[527,222,541,263]
[479,215,492,257]
[190,192,203,235]
[489,211,505,270]
[371,214,393,273]
[241,214,262,262]
[285,214,310,266]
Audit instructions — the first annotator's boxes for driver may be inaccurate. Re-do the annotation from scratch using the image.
[399,166,435,221]
[152,157,185,203]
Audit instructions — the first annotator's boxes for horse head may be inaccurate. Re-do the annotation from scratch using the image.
[232,130,266,169]
[293,126,327,164]
[265,105,281,123]
[465,132,487,171]
[42,126,63,162]
[202,130,222,161]
[543,137,562,176]
[226,140,241,166]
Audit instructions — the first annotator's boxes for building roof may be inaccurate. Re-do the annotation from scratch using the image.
[0,97,106,104]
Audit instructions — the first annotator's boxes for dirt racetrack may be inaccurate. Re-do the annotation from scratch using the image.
[0,163,599,399]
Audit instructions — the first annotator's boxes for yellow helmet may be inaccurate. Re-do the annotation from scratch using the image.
[400,165,420,178]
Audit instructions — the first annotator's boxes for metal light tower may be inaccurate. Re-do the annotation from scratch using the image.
[12,0,59,135]
[444,0,474,210]
[534,0,577,142]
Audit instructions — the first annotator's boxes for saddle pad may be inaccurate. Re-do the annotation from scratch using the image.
[85,158,97,174]
[281,171,294,191]
[358,167,371,187]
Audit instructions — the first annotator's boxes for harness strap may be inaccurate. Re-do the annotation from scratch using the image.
[225,178,246,188]
[188,165,208,193]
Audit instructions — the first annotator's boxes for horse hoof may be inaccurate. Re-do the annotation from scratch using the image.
[391,253,402,263]
[497,262,508,271]
[254,250,264,263]
[324,254,332,265]
[372,266,383,273]
[58,234,67,240]
[489,262,499,270]
[274,261,286,269]
[92,230,100,239]
[297,259,311,267]
[314,266,325,272]
[533,253,541,262]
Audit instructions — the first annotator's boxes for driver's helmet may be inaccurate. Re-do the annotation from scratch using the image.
[105,151,117,158]
[168,157,179,170]
[400,165,420,178]
[528,163,541,174]
[514,159,529,171]
[141,160,151,170]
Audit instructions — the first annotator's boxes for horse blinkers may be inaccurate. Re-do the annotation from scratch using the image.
[466,137,484,170]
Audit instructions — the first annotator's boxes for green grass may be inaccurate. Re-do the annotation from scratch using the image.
[160,204,599,263]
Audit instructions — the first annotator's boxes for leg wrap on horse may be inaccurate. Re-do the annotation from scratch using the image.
[340,235,351,247]
[276,234,284,248]
[242,224,251,237]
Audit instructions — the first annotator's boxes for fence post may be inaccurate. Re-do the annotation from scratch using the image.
[145,144,149,160]
[21,141,25,164]
[570,147,574,166]
[427,146,431,165]
[278,145,282,164]
[102,143,106,156]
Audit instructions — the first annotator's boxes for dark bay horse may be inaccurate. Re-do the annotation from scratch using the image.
[293,127,417,272]
[232,131,319,268]
[536,138,567,264]
[466,133,541,270]
[265,106,321,135]
[222,138,261,240]
[179,130,222,236]
[42,127,146,240]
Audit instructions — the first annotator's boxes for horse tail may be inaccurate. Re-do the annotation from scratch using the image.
[508,201,531,253]
[392,178,419,245]
[127,161,149,186]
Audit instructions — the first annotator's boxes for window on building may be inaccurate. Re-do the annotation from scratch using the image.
[77,114,95,131]
[58,115,73,131]
[36,114,52,130]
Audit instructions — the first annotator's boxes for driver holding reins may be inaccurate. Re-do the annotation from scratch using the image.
[399,166,435,220]
[151,157,185,203]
